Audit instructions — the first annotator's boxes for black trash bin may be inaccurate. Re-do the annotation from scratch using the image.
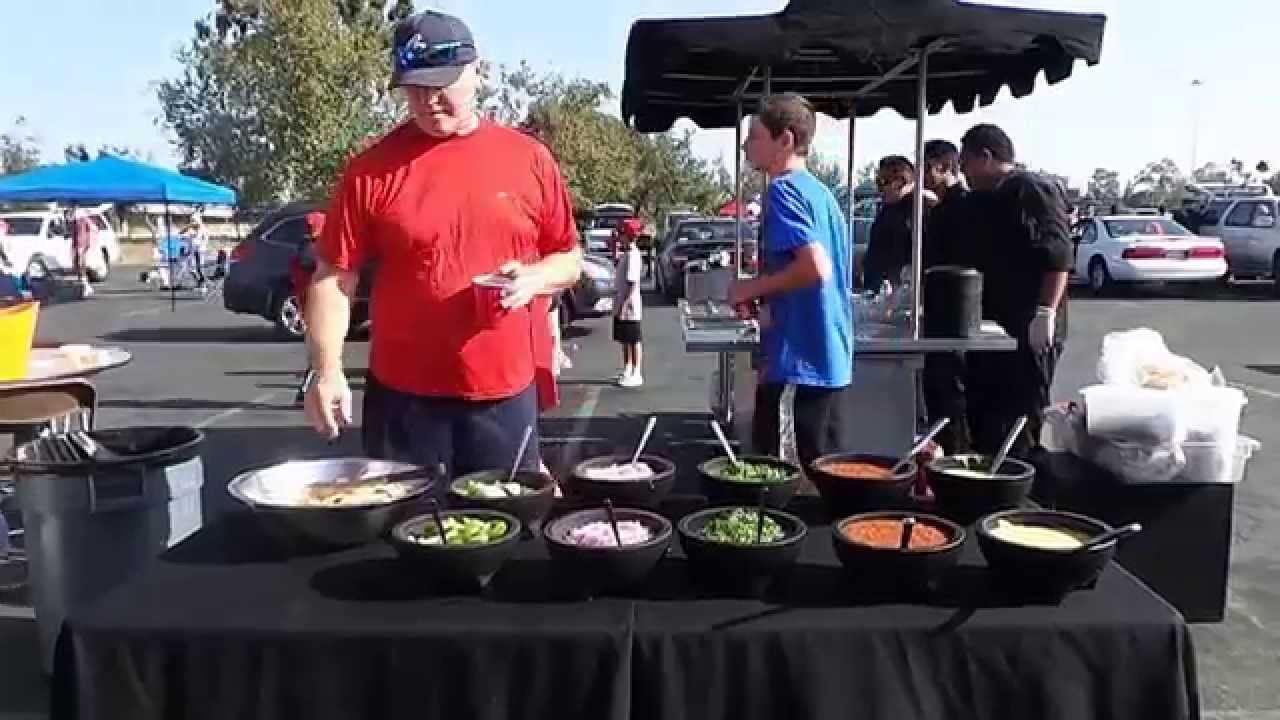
[9,426,204,672]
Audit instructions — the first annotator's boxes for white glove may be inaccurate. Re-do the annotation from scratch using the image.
[1028,306,1055,351]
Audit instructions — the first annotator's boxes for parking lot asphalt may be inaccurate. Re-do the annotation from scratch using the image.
[1,273,1278,718]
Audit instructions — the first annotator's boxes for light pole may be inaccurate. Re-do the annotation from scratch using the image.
[1190,79,1204,176]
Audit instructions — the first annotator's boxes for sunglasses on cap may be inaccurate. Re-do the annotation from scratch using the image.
[395,39,475,72]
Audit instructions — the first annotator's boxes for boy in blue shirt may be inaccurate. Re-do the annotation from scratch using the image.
[732,93,854,468]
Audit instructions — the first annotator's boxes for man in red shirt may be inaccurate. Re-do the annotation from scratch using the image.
[305,10,582,477]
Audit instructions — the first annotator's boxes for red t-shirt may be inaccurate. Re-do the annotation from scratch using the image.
[318,121,578,400]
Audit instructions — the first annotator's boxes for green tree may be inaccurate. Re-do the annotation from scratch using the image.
[1124,158,1184,209]
[157,0,402,206]
[1087,167,1121,203]
[1,117,41,175]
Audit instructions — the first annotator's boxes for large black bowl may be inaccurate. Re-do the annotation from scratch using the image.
[389,509,521,592]
[976,509,1118,600]
[927,454,1034,523]
[569,454,676,509]
[227,458,435,547]
[678,506,807,597]
[808,453,917,517]
[448,469,556,536]
[543,507,672,595]
[698,455,800,509]
[832,511,965,595]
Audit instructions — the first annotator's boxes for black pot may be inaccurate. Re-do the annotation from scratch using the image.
[923,265,982,338]
[543,507,672,595]
[569,454,676,509]
[927,454,1035,524]
[832,511,965,595]
[389,509,521,592]
[976,509,1117,600]
[678,506,807,597]
[808,453,917,517]
[698,455,800,509]
[448,469,556,537]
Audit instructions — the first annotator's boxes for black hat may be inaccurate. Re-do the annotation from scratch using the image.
[391,11,477,89]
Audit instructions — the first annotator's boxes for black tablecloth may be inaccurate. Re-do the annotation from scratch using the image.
[53,499,1200,720]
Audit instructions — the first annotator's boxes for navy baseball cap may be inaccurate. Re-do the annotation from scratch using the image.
[391,11,478,89]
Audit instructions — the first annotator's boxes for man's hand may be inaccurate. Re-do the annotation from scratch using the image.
[304,371,353,441]
[499,261,548,310]
[1028,306,1055,351]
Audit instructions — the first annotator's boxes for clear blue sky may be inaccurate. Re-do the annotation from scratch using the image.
[2,0,1276,187]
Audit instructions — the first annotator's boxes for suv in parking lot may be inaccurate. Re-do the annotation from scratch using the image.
[1196,192,1280,292]
[0,208,121,282]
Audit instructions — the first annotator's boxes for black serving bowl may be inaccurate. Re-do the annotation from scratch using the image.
[389,509,522,592]
[976,509,1117,600]
[698,455,800,509]
[448,469,556,536]
[227,458,436,547]
[927,454,1035,523]
[543,507,672,595]
[678,506,807,597]
[808,453,917,517]
[569,454,676,509]
[832,511,965,595]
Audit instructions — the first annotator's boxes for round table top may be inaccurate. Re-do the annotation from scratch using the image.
[0,346,133,387]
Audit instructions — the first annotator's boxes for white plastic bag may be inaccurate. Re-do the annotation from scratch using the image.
[1084,436,1187,484]
[1096,328,1210,390]
[1079,384,1186,444]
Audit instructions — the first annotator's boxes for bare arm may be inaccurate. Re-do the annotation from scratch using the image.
[734,243,832,303]
[305,260,358,377]
[1039,271,1068,309]
[500,246,583,309]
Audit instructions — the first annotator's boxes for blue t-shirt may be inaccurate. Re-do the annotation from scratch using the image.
[760,170,854,388]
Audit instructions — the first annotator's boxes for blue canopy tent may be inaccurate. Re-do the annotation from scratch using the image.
[0,154,238,309]
[0,154,235,205]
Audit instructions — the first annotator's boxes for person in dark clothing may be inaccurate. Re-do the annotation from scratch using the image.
[863,155,933,290]
[920,139,973,454]
[959,124,1072,459]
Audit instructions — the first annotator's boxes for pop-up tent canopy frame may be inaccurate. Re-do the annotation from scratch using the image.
[0,154,237,310]
[622,0,1106,337]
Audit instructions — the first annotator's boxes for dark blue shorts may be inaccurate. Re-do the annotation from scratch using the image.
[361,374,541,485]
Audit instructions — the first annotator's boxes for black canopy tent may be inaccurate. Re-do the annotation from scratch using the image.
[621,0,1106,337]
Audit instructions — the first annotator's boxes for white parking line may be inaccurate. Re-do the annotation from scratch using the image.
[1235,382,1280,401]
[194,389,287,429]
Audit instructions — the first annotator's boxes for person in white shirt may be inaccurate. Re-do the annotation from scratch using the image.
[613,228,645,387]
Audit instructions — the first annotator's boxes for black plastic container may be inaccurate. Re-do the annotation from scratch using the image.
[927,454,1035,524]
[678,506,807,597]
[569,454,676,509]
[976,509,1119,600]
[923,265,982,338]
[832,511,965,594]
[698,455,800,509]
[808,453,917,517]
[448,469,556,537]
[543,507,672,595]
[389,509,522,592]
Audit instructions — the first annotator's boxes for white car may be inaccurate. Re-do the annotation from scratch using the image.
[0,207,121,282]
[1073,215,1227,294]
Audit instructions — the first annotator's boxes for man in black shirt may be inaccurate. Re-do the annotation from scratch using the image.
[863,155,927,290]
[920,140,973,453]
[960,124,1072,457]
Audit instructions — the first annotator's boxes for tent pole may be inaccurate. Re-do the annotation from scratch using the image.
[164,201,176,312]
[845,104,857,279]
[735,99,744,275]
[910,49,929,340]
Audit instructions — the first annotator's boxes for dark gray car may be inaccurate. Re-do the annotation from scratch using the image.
[223,203,371,339]
[654,219,757,300]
